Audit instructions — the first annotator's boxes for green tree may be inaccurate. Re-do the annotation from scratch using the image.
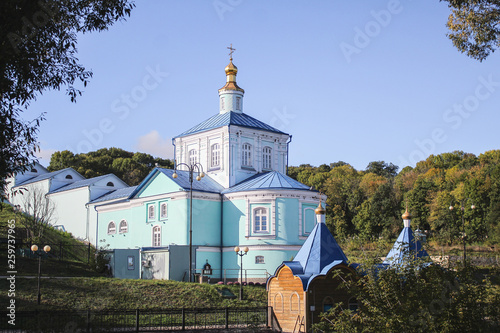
[444,0,500,61]
[0,0,134,199]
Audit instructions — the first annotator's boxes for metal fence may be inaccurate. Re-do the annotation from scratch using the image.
[1,307,280,332]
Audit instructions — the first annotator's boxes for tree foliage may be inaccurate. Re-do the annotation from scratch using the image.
[314,261,500,332]
[444,0,500,61]
[0,0,134,199]
[16,186,56,242]
[48,148,173,185]
[288,150,500,245]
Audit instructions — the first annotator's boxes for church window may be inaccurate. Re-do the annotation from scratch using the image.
[254,208,268,233]
[263,146,272,170]
[323,297,334,313]
[348,297,359,312]
[236,97,241,110]
[148,204,156,221]
[106,181,114,187]
[274,293,284,313]
[211,143,220,168]
[152,225,161,247]
[290,292,300,313]
[221,97,225,110]
[189,149,197,166]
[255,255,265,264]
[31,168,37,173]
[242,143,252,167]
[107,221,116,235]
[119,220,128,233]
[65,174,73,179]
[160,202,168,219]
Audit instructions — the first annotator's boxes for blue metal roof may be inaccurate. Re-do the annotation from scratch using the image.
[383,224,429,266]
[174,111,288,138]
[90,186,137,204]
[14,168,79,187]
[49,174,120,194]
[156,168,224,193]
[277,221,349,291]
[222,171,311,194]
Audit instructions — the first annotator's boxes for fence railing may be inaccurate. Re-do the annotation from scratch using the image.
[1,307,279,332]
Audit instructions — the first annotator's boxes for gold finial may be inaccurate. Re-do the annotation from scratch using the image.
[315,192,326,215]
[402,201,412,220]
[227,43,236,61]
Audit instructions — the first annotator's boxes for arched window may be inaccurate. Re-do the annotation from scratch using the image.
[152,226,161,247]
[106,182,114,187]
[236,97,241,110]
[148,204,156,221]
[65,174,73,179]
[160,202,168,219]
[262,146,272,170]
[348,297,359,312]
[189,149,197,166]
[119,220,128,233]
[31,168,38,173]
[242,143,252,167]
[107,221,116,235]
[290,292,300,313]
[221,97,225,110]
[323,297,334,313]
[254,208,268,233]
[274,293,284,313]
[211,143,220,168]
[255,255,265,264]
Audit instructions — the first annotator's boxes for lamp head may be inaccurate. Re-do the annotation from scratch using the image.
[172,172,178,179]
[44,245,51,252]
[449,205,454,211]
[196,175,201,181]
[200,172,205,178]
[471,204,476,210]
[243,247,249,253]
[31,244,38,252]
[234,246,240,253]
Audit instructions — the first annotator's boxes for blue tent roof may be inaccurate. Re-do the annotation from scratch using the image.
[174,111,287,138]
[383,224,429,266]
[222,171,311,193]
[278,222,349,291]
[156,168,224,193]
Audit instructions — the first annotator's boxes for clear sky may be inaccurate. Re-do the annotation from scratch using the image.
[24,0,500,172]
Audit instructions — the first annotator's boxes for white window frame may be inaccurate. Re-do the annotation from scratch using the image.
[119,220,128,233]
[148,204,156,221]
[211,143,220,168]
[152,225,161,247]
[262,146,272,170]
[255,255,265,264]
[107,221,116,235]
[188,149,197,166]
[242,143,252,167]
[253,207,268,233]
[160,202,168,219]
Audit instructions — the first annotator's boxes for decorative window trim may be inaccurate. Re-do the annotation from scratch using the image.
[236,96,241,110]
[160,202,168,220]
[290,292,300,314]
[152,225,161,247]
[255,255,265,264]
[274,292,284,313]
[65,174,73,179]
[147,203,156,222]
[253,207,269,233]
[299,202,318,240]
[188,149,197,166]
[245,199,276,239]
[210,143,221,169]
[118,220,128,233]
[241,143,252,168]
[107,221,116,235]
[106,181,114,187]
[262,146,272,170]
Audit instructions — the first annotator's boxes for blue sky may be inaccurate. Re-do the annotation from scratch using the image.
[25,0,500,172]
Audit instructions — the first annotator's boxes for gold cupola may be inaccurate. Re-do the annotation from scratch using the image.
[315,195,326,224]
[219,44,245,114]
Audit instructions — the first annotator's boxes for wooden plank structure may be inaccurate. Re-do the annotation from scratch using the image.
[266,200,357,332]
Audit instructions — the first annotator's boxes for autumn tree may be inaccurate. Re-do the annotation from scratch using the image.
[0,0,134,200]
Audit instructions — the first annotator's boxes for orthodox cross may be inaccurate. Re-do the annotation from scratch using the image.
[227,44,235,60]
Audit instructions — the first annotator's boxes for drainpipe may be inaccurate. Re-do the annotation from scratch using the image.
[172,139,177,169]
[94,205,99,249]
[286,135,292,175]
[220,193,224,281]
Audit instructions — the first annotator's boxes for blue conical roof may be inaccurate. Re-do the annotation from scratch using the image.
[276,221,349,290]
[383,221,429,266]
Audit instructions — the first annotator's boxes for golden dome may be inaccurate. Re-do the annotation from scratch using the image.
[225,61,238,75]
[402,208,412,220]
[315,201,325,215]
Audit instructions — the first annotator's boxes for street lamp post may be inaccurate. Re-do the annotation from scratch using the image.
[172,163,204,283]
[30,244,51,305]
[234,246,249,300]
[449,199,475,264]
